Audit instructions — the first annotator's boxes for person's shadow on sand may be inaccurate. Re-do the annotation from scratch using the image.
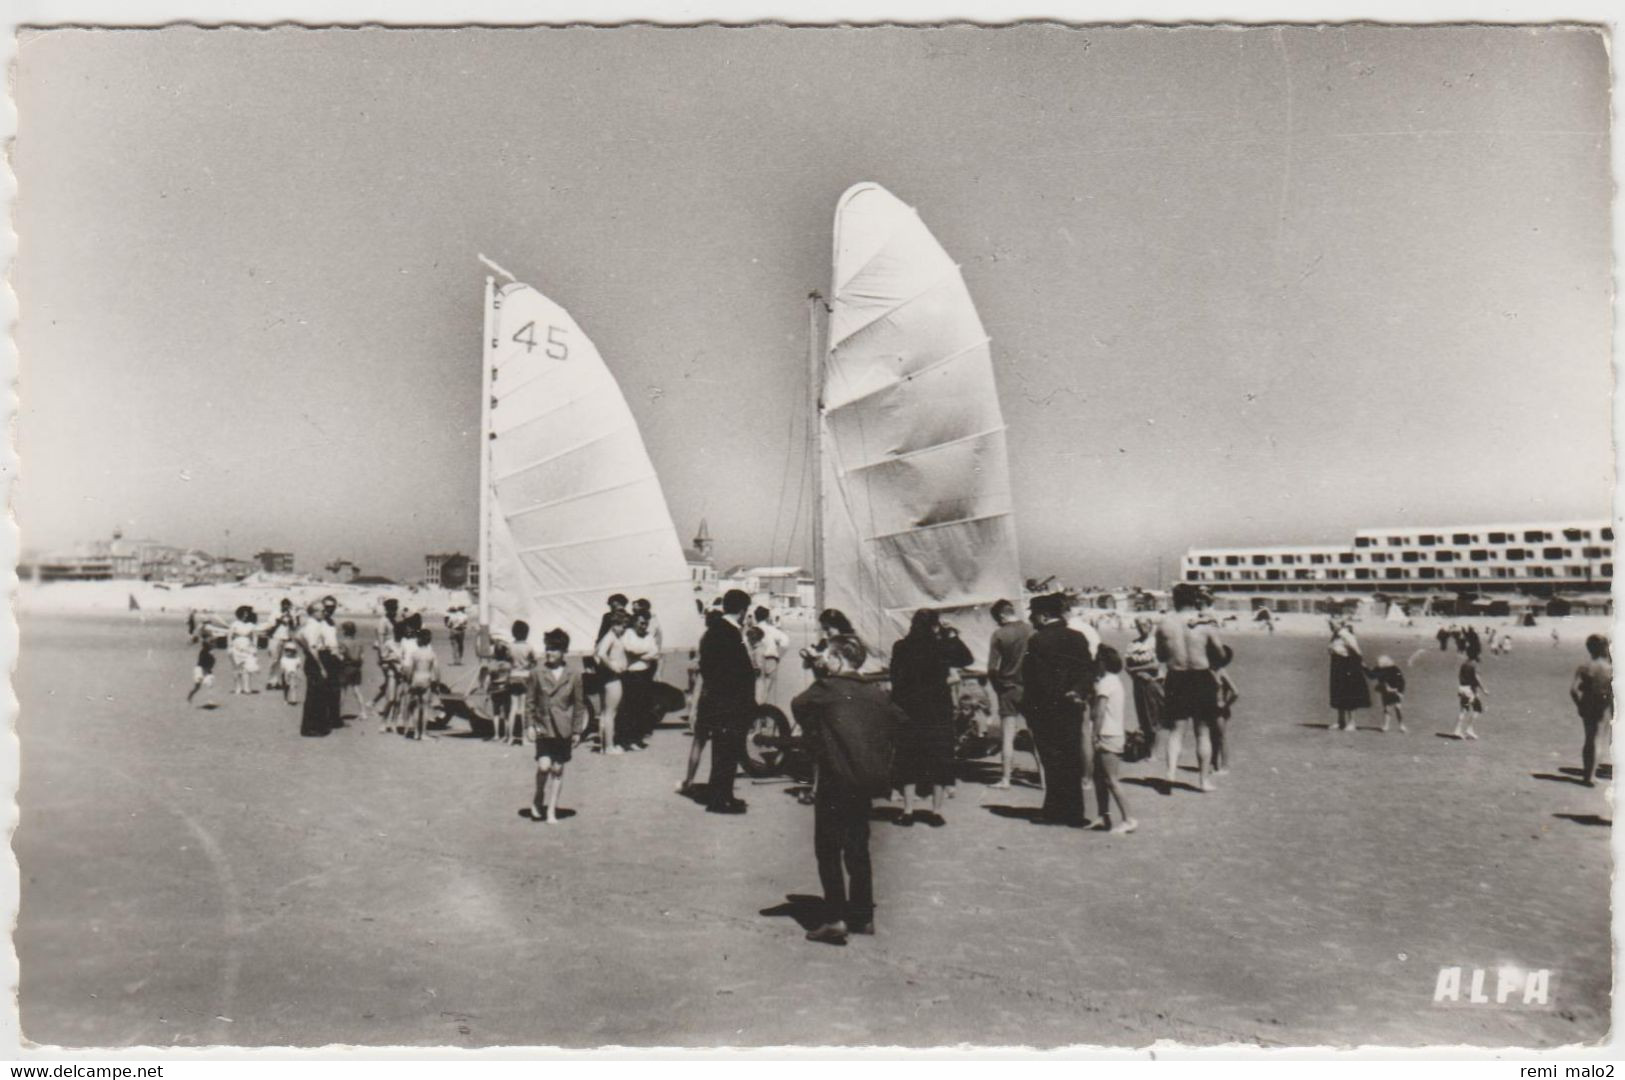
[760,894,828,931]
[1553,812,1610,827]
[1531,772,1592,786]
[1121,776,1200,795]
[983,804,1047,823]
[517,807,579,822]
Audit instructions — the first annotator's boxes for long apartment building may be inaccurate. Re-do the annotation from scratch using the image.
[1182,520,1613,596]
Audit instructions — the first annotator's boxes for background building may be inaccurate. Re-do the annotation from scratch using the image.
[1182,520,1613,606]
[684,519,719,595]
[255,550,295,574]
[424,552,478,590]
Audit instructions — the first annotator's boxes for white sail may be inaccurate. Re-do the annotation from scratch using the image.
[820,183,1023,663]
[482,278,703,655]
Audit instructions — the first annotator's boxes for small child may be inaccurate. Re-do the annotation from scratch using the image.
[1453,655,1487,740]
[1212,668,1240,772]
[1090,645,1137,835]
[188,640,217,705]
[1366,655,1407,733]
[279,637,304,705]
[376,628,405,732]
[338,621,368,724]
[487,642,515,743]
[404,628,438,740]
[526,628,587,824]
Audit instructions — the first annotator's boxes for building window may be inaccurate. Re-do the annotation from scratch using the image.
[1543,546,1566,560]
[1603,528,1614,542]
[1355,537,1372,548]
[1506,548,1526,561]
[1418,567,1438,579]
[1435,550,1455,562]
[1279,555,1297,565]
[1489,532,1509,544]
[1266,569,1283,581]
[1385,567,1404,580]
[1419,535,1436,546]
[1401,552,1421,563]
[1452,533,1473,545]
[1470,549,1489,562]
[1326,570,1345,580]
[1214,571,1231,581]
[1199,556,1214,566]
[1583,546,1606,559]
[1225,555,1242,567]
[1185,570,1201,581]
[1388,537,1406,546]
[1524,529,1548,543]
[1338,553,1356,564]
[1311,554,1327,565]
[1353,569,1370,580]
[1252,554,1270,566]
[1603,563,1613,577]
[1564,528,1588,541]
[1566,565,1587,577]
[1371,552,1388,563]
[1295,569,1315,580]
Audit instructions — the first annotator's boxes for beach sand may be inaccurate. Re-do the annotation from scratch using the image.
[13,613,1612,1048]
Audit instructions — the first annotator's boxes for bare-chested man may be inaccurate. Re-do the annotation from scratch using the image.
[1155,582,1228,793]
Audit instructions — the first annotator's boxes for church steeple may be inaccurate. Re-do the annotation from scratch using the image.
[693,519,713,561]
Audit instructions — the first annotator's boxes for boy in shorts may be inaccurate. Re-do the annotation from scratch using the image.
[526,628,586,823]
[188,640,217,705]
[1090,645,1136,834]
[338,621,368,724]
[1366,654,1407,733]
[1453,656,1487,740]
[404,628,438,740]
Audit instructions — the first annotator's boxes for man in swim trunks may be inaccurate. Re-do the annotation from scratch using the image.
[1155,583,1227,793]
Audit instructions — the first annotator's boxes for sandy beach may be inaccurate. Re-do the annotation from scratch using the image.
[13,610,1612,1048]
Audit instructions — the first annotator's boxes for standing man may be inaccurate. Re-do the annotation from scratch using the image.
[793,635,903,945]
[445,605,469,665]
[1021,594,1095,826]
[753,605,791,707]
[986,598,1036,790]
[1156,583,1227,793]
[297,600,341,737]
[698,589,757,814]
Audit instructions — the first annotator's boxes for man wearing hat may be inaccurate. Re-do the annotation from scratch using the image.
[1020,593,1096,826]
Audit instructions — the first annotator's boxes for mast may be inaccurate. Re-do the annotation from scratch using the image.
[478,274,496,630]
[807,289,824,613]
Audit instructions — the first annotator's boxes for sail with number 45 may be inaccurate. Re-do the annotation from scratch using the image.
[478,274,703,655]
[818,183,1023,664]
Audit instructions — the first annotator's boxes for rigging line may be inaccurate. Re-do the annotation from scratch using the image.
[783,415,810,569]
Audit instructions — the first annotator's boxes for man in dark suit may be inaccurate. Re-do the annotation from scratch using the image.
[792,634,903,945]
[1021,593,1096,826]
[699,589,758,813]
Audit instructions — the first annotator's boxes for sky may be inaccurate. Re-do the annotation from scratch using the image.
[13,25,1614,585]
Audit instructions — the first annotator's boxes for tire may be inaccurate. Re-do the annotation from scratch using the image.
[742,704,792,778]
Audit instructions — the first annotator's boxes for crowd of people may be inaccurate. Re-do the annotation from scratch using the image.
[181,580,1613,949]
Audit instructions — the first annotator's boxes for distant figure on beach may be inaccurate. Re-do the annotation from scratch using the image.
[525,628,586,824]
[371,598,402,716]
[595,610,631,753]
[445,606,469,665]
[696,589,757,814]
[1463,626,1483,662]
[226,606,262,696]
[1090,645,1136,834]
[1366,654,1407,733]
[506,620,541,742]
[792,634,903,945]
[187,638,217,706]
[338,621,368,723]
[752,606,790,705]
[487,642,516,743]
[296,601,340,737]
[1023,593,1095,825]
[266,599,298,691]
[1569,634,1613,786]
[403,628,438,740]
[1156,584,1226,792]
[1452,655,1487,740]
[277,633,303,706]
[1327,617,1370,733]
[1124,616,1164,758]
[888,609,973,828]
[986,598,1037,789]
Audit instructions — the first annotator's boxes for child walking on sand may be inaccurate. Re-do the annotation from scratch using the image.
[188,640,218,706]
[404,628,439,740]
[1367,655,1407,733]
[1211,668,1239,773]
[1090,646,1137,834]
[487,641,516,744]
[1453,655,1487,740]
[526,628,587,824]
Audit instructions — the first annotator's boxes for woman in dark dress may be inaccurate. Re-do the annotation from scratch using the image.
[1327,617,1371,732]
[889,608,974,826]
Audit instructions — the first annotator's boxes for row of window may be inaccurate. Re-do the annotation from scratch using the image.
[1189,563,1612,583]
[1195,545,1610,568]
[1350,527,1609,548]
